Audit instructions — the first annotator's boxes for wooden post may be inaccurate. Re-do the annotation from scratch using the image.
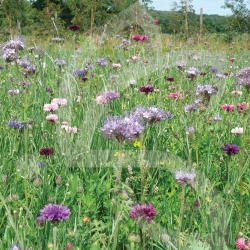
[185,0,188,33]
[200,8,203,42]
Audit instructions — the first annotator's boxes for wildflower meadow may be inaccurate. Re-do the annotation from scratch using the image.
[1,13,250,250]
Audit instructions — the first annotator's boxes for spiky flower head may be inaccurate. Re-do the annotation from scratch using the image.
[129,203,156,223]
[175,171,196,185]
[39,204,70,223]
[221,144,240,156]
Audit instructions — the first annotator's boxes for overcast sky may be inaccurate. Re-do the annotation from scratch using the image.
[149,0,233,15]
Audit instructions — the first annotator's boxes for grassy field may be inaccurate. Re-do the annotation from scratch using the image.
[0,33,250,250]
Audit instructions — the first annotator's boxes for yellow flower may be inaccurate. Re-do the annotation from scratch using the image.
[133,140,141,148]
[159,161,165,165]
[123,104,127,108]
[75,107,78,111]
[205,197,212,203]
[114,152,125,157]
[148,95,154,100]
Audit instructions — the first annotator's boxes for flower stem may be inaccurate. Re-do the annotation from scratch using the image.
[178,184,185,249]
[53,226,57,250]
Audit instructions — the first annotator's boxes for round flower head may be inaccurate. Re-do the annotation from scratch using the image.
[44,103,58,112]
[52,98,67,106]
[39,148,54,156]
[129,204,156,223]
[175,171,196,185]
[46,114,58,122]
[235,238,250,250]
[140,85,154,93]
[222,144,240,155]
[39,204,70,222]
[69,25,80,31]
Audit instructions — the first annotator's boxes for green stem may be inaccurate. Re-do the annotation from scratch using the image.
[178,184,185,249]
[130,241,135,250]
[53,226,57,250]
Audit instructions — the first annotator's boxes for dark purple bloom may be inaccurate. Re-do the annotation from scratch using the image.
[221,144,240,155]
[166,111,174,119]
[39,204,70,222]
[0,66,4,70]
[8,121,24,129]
[69,25,80,31]
[36,216,44,226]
[193,200,199,210]
[166,77,174,82]
[18,81,30,87]
[175,171,196,185]
[8,89,19,96]
[104,91,120,102]
[200,72,206,76]
[140,85,154,93]
[129,204,156,223]
[39,148,54,156]
[82,77,89,82]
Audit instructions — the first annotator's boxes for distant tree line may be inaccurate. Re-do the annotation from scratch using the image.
[0,0,249,40]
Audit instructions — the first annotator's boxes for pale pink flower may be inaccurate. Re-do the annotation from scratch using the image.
[52,98,67,106]
[231,127,243,134]
[230,57,236,62]
[235,238,250,250]
[61,121,69,129]
[65,126,78,134]
[46,114,58,122]
[169,93,180,98]
[131,56,138,61]
[76,96,81,103]
[112,63,121,69]
[231,90,242,95]
[96,95,106,104]
[43,103,58,112]
[237,103,246,110]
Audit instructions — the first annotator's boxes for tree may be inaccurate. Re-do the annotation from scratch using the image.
[0,0,29,38]
[222,0,250,33]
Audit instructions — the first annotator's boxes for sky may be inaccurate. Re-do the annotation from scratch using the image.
[149,0,233,15]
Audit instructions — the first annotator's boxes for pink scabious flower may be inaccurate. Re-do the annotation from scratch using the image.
[230,57,236,62]
[231,127,243,134]
[131,56,138,61]
[169,93,180,99]
[112,63,121,69]
[237,103,246,110]
[46,114,58,122]
[96,95,106,104]
[231,90,242,95]
[52,98,67,106]
[76,96,81,103]
[222,104,235,111]
[235,238,250,250]
[43,103,58,112]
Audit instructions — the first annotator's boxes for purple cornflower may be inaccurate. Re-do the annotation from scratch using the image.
[54,59,67,66]
[100,114,144,143]
[38,162,47,168]
[129,204,156,223]
[166,111,174,119]
[74,69,87,77]
[0,66,4,70]
[221,144,240,155]
[39,148,54,156]
[82,77,89,82]
[18,81,30,87]
[175,171,196,185]
[104,91,120,102]
[184,104,197,113]
[8,89,19,96]
[39,204,70,222]
[186,126,195,135]
[46,87,53,93]
[140,85,154,93]
[8,121,24,129]
[210,67,218,74]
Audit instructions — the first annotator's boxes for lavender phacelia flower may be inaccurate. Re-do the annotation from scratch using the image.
[210,67,218,74]
[184,104,197,113]
[196,84,218,106]
[176,61,186,71]
[39,204,70,222]
[129,203,156,223]
[54,59,67,66]
[175,170,196,185]
[221,144,240,155]
[96,58,108,66]
[74,69,87,77]
[236,67,250,92]
[104,90,120,102]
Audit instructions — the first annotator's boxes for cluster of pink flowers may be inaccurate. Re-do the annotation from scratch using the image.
[132,35,148,41]
[61,122,78,134]
[230,57,236,62]
[169,93,180,99]
[231,90,242,95]
[112,63,121,69]
[231,127,243,134]
[221,104,235,111]
[237,103,246,110]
